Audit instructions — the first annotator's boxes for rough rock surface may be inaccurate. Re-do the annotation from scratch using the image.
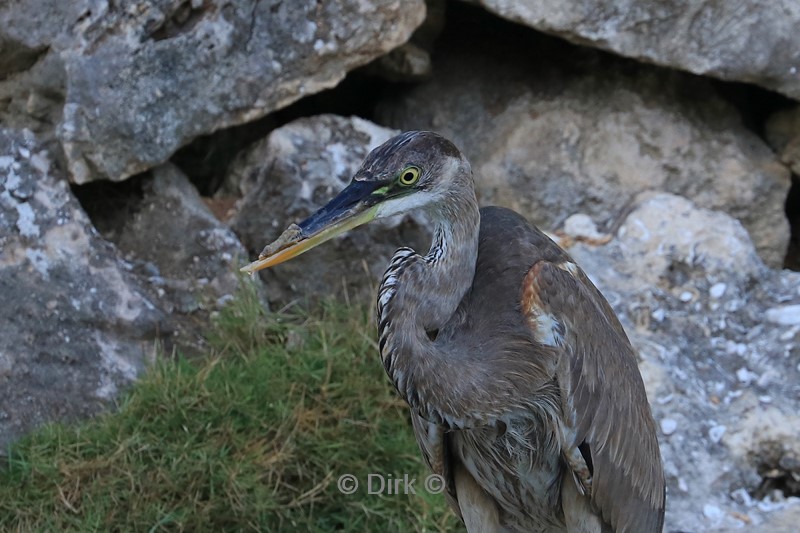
[0,128,164,450]
[0,1,87,77]
[58,0,425,183]
[109,163,253,344]
[377,19,791,267]
[226,115,430,305]
[465,0,800,101]
[0,0,74,159]
[561,193,800,532]
[767,105,800,176]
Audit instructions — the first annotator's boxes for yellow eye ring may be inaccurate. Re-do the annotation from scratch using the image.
[398,166,421,187]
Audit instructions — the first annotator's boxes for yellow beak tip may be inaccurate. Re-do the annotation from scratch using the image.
[239,205,378,275]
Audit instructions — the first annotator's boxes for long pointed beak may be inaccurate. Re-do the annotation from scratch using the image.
[240,180,383,274]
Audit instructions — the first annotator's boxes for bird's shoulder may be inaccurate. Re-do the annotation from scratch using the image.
[478,206,665,532]
[469,206,570,303]
[477,206,570,267]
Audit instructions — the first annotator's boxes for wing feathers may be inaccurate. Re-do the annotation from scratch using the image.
[522,261,665,532]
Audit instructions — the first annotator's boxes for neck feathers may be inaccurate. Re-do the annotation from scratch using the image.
[376,185,480,412]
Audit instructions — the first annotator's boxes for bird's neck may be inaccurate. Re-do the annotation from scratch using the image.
[417,198,481,329]
[378,194,480,334]
[377,186,481,426]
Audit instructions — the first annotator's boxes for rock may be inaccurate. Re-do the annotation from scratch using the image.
[708,425,726,444]
[765,105,800,271]
[561,213,610,243]
[0,128,164,450]
[465,0,800,101]
[661,418,678,436]
[765,305,800,326]
[748,506,800,533]
[0,45,69,160]
[365,0,446,82]
[110,163,254,337]
[702,503,724,521]
[563,193,800,532]
[0,1,87,77]
[377,12,791,266]
[709,283,727,300]
[226,115,430,305]
[766,105,800,175]
[614,193,764,287]
[58,0,426,183]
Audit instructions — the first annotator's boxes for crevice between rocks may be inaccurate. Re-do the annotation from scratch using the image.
[71,173,149,239]
[784,174,800,270]
[72,0,800,272]
[710,81,799,270]
[750,443,800,503]
[169,66,397,197]
[145,0,213,43]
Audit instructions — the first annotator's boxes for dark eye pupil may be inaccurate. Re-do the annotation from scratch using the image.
[403,172,414,182]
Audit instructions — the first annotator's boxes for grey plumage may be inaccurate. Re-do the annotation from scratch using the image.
[243,131,666,532]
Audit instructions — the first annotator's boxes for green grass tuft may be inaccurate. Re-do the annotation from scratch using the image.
[0,286,461,532]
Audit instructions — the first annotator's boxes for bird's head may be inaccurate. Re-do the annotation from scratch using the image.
[241,131,471,273]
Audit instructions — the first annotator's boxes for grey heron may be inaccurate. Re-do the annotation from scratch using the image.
[242,131,665,532]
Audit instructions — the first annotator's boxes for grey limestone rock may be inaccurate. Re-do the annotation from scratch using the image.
[377,29,791,266]
[0,128,164,450]
[58,0,426,183]
[465,0,800,101]
[111,163,255,329]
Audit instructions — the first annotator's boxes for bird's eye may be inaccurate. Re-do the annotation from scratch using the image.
[397,166,421,187]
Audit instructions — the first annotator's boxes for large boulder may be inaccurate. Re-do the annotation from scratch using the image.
[377,14,792,266]
[225,115,430,305]
[766,105,800,176]
[0,0,87,77]
[0,129,164,449]
[0,0,82,154]
[108,163,255,349]
[465,0,800,101]
[57,0,425,183]
[765,105,800,270]
[561,193,800,532]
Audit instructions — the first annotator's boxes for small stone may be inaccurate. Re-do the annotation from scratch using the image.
[779,327,799,341]
[216,294,234,307]
[651,308,666,322]
[657,394,674,405]
[703,503,724,521]
[679,291,694,302]
[563,213,607,241]
[709,282,727,299]
[660,418,678,435]
[708,425,726,443]
[731,488,753,507]
[757,497,782,512]
[142,262,160,277]
[726,341,747,356]
[736,367,758,384]
[765,305,800,326]
[756,370,778,388]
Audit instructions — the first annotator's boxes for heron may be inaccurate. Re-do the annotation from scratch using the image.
[242,131,665,532]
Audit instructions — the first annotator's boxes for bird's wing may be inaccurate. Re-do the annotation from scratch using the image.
[521,260,665,533]
[410,412,462,520]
